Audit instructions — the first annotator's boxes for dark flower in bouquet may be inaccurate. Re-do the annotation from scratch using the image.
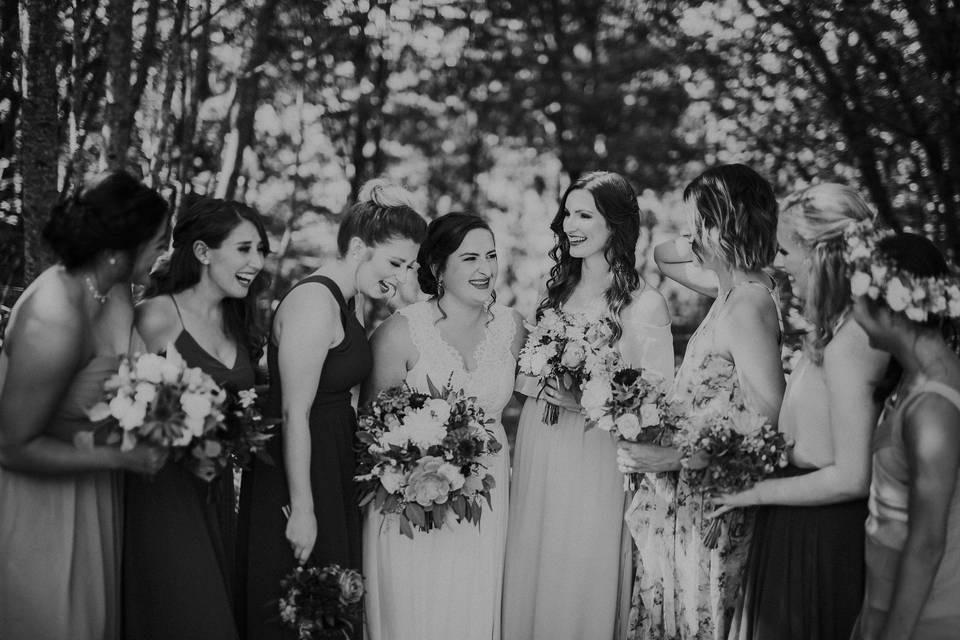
[278,564,364,639]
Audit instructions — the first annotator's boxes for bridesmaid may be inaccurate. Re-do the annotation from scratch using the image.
[711,184,889,640]
[620,164,785,640]
[0,172,169,640]
[848,233,960,640]
[238,180,426,640]
[123,198,270,640]
[362,213,526,640]
[502,171,674,640]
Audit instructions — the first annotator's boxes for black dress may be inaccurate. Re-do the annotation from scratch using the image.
[237,275,372,640]
[734,465,868,640]
[123,321,255,640]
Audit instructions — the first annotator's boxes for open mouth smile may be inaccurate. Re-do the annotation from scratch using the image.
[567,234,586,246]
[469,277,491,290]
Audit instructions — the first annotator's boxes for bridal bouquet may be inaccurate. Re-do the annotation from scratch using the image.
[355,378,502,538]
[518,308,618,424]
[279,564,364,640]
[675,404,791,548]
[582,366,686,490]
[84,345,275,481]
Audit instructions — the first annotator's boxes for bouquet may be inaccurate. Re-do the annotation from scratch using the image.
[355,378,502,538]
[582,366,686,490]
[278,564,364,640]
[518,308,618,424]
[675,405,791,548]
[84,345,275,481]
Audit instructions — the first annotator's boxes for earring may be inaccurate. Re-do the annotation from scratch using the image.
[108,256,117,266]
[436,278,444,299]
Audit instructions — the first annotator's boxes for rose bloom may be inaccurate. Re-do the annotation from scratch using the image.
[560,342,586,368]
[338,570,364,605]
[404,456,453,506]
[615,413,642,440]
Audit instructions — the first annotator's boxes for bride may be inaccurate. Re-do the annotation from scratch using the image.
[361,212,526,640]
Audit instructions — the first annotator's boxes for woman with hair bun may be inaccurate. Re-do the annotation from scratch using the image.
[123,197,271,640]
[0,171,170,640]
[239,180,426,640]
[711,184,889,640]
[362,212,526,640]
[502,171,674,639]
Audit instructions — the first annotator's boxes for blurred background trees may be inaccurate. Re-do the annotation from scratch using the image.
[3,0,958,336]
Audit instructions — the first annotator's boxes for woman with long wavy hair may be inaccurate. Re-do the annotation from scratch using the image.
[502,171,674,639]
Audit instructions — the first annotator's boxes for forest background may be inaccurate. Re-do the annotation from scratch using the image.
[3,0,959,364]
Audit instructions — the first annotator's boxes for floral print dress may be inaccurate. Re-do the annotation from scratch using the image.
[626,282,780,640]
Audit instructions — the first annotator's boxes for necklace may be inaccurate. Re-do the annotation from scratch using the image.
[83,275,109,304]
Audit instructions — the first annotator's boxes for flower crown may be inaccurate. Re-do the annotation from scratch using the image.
[843,219,960,322]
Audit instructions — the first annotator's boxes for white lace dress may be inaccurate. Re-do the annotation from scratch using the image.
[363,301,518,640]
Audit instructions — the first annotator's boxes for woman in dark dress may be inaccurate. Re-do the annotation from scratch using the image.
[124,198,271,640]
[238,180,426,640]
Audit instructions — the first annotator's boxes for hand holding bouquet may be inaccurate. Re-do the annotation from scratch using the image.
[278,564,364,640]
[355,377,502,538]
[518,308,617,424]
[675,405,791,548]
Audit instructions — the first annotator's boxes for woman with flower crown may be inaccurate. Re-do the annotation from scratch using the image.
[239,180,426,640]
[361,212,526,640]
[502,171,673,640]
[706,184,889,640]
[123,198,271,640]
[0,172,170,640]
[844,232,960,640]
[619,164,786,640]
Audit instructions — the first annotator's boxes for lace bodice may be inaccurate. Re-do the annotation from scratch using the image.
[400,301,518,422]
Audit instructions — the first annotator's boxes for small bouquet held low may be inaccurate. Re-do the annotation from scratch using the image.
[582,366,686,490]
[675,405,791,548]
[355,378,502,538]
[278,564,364,640]
[84,345,275,481]
[518,308,618,424]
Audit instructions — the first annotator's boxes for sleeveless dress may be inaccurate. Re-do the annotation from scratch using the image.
[238,275,371,640]
[627,282,780,640]
[0,354,123,640]
[502,301,674,640]
[363,301,519,640]
[731,346,868,640]
[852,379,960,640]
[123,297,255,640]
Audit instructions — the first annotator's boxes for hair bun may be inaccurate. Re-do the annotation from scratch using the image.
[357,178,416,209]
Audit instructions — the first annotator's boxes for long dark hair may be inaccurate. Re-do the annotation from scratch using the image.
[870,233,958,402]
[417,212,495,321]
[539,171,641,341]
[147,198,270,362]
[43,171,168,270]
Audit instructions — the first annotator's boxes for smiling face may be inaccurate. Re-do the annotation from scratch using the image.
[562,189,611,260]
[438,228,498,306]
[201,219,267,299]
[355,236,420,300]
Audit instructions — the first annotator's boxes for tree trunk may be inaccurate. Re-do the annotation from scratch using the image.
[101,0,134,170]
[20,0,61,281]
[148,0,186,188]
[0,0,22,288]
[216,0,279,201]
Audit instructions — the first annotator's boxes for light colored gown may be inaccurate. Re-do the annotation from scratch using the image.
[627,282,780,640]
[363,301,519,640]
[0,354,122,640]
[502,301,674,640]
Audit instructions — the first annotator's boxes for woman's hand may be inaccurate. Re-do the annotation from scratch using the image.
[706,487,759,519]
[118,442,169,475]
[286,507,317,565]
[616,441,683,473]
[541,376,582,413]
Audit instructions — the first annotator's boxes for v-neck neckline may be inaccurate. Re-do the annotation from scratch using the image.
[178,330,239,371]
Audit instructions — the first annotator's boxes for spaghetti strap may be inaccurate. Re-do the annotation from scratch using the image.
[905,380,960,415]
[169,294,186,331]
[723,279,784,339]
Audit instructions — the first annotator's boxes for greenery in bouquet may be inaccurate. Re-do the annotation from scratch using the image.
[278,564,364,640]
[675,405,792,548]
[355,377,502,538]
[517,308,618,424]
[84,345,275,481]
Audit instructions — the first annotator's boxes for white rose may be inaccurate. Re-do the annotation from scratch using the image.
[118,401,147,431]
[560,342,586,368]
[134,382,157,405]
[134,354,165,384]
[615,413,642,440]
[639,403,661,428]
[437,463,466,491]
[885,278,911,312]
[849,271,872,297]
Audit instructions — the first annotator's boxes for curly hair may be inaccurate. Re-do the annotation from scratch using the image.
[538,171,641,341]
[146,197,270,363]
[780,183,874,364]
[684,164,778,272]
